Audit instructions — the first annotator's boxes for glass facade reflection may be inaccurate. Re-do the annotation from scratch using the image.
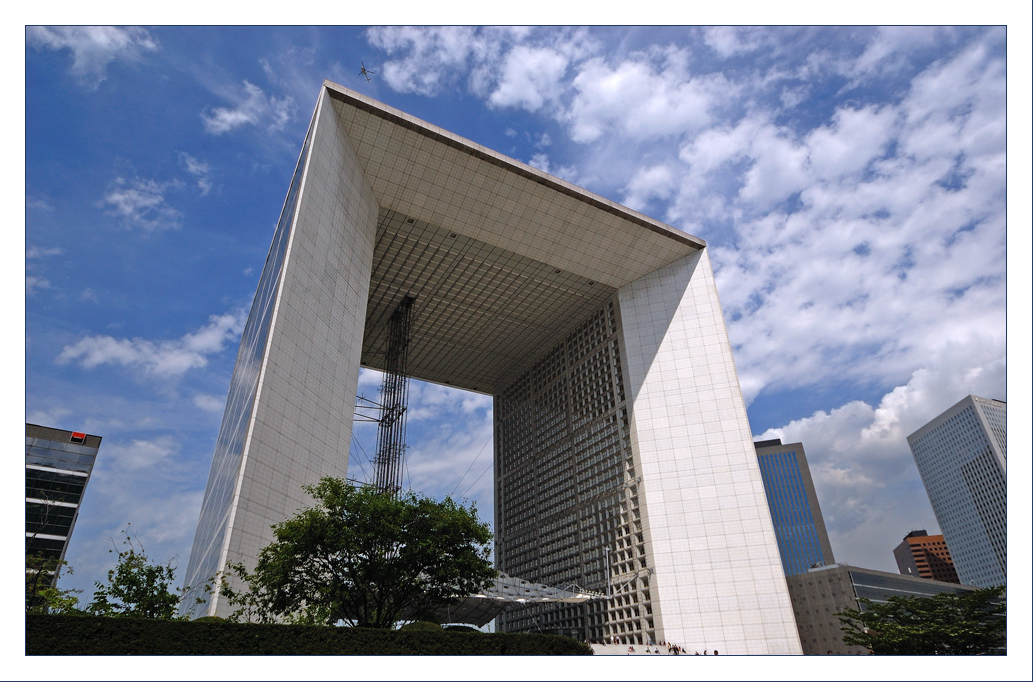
[25,424,101,572]
[755,441,834,576]
[180,114,315,616]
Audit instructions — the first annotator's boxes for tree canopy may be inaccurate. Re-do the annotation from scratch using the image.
[26,554,81,614]
[86,526,181,619]
[221,478,496,628]
[836,586,1006,655]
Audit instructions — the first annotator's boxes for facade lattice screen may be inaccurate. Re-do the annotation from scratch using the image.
[495,298,653,644]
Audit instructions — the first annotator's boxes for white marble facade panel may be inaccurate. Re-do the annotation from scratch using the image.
[618,249,802,654]
[210,90,378,615]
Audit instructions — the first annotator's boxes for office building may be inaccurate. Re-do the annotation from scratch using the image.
[893,530,959,584]
[754,439,835,576]
[181,81,801,653]
[785,563,978,655]
[907,395,1006,587]
[25,423,101,575]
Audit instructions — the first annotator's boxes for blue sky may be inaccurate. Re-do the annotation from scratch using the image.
[22,24,1026,643]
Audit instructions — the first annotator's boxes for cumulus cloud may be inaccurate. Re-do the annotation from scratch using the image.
[622,164,677,212]
[567,52,727,143]
[488,45,569,112]
[368,26,596,113]
[359,28,1010,571]
[758,339,1006,571]
[713,36,1006,401]
[101,177,182,231]
[26,26,157,88]
[202,80,295,135]
[57,310,247,379]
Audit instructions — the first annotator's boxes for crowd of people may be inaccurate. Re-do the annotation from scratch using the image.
[602,636,719,655]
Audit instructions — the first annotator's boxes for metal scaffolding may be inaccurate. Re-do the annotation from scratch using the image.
[372,296,415,496]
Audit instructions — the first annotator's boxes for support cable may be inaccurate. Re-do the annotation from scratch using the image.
[449,431,493,499]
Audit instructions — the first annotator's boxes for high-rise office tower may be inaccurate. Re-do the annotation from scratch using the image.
[893,530,960,584]
[25,424,101,576]
[754,439,835,576]
[181,81,802,653]
[907,395,1006,587]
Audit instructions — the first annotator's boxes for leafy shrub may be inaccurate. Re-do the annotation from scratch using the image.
[26,614,593,655]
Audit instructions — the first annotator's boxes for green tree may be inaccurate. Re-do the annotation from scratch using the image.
[220,478,497,628]
[836,586,1006,655]
[26,554,81,614]
[86,526,181,619]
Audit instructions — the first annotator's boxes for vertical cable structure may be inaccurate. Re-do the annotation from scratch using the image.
[373,296,415,496]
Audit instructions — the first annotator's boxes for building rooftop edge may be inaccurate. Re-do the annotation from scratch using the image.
[322,80,707,252]
[803,562,979,589]
[905,393,1005,442]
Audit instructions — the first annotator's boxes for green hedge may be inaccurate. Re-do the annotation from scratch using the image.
[26,614,593,656]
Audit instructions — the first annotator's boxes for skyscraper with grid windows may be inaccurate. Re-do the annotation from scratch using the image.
[25,424,101,582]
[753,439,834,576]
[907,395,1006,588]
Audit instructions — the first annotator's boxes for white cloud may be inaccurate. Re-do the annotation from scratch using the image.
[179,153,213,196]
[26,245,63,259]
[26,26,157,88]
[528,153,551,173]
[622,164,676,212]
[713,36,1006,401]
[758,340,1006,572]
[567,52,725,144]
[193,393,226,412]
[805,105,897,179]
[201,80,295,135]
[102,435,180,470]
[57,310,247,379]
[26,197,54,211]
[366,26,482,96]
[26,276,51,295]
[846,26,943,82]
[26,406,72,427]
[101,177,182,231]
[702,26,768,59]
[487,45,568,112]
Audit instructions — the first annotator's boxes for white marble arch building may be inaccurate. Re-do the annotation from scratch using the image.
[180,80,801,654]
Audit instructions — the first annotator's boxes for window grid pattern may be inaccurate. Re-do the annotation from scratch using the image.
[496,298,653,644]
[908,396,1007,587]
[756,448,827,576]
[25,428,100,567]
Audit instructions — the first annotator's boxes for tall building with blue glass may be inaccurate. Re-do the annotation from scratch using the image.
[754,439,834,576]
